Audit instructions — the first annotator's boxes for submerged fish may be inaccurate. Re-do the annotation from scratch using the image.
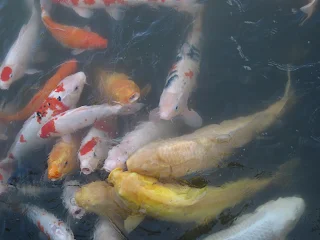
[41,0,108,55]
[203,196,305,240]
[128,75,293,178]
[51,0,206,19]
[0,59,77,122]
[0,0,40,89]
[93,218,126,240]
[108,160,296,225]
[104,120,179,172]
[62,180,86,219]
[22,204,75,240]
[0,72,85,168]
[95,70,141,105]
[47,134,79,181]
[300,0,318,25]
[38,103,144,139]
[150,7,204,128]
[79,119,116,175]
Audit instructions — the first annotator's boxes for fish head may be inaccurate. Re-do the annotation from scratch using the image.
[78,137,100,175]
[103,146,128,172]
[159,90,184,120]
[0,65,22,90]
[111,80,141,105]
[69,197,86,219]
[48,221,74,240]
[53,72,86,108]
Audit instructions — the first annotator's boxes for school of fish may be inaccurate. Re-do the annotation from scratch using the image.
[0,0,314,239]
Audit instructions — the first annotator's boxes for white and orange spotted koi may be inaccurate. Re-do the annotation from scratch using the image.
[150,7,204,128]
[50,0,206,19]
[0,72,86,169]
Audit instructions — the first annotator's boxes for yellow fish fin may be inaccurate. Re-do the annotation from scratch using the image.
[140,83,152,98]
[124,214,145,234]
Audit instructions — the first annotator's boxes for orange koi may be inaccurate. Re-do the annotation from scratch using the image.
[41,9,108,55]
[0,59,77,122]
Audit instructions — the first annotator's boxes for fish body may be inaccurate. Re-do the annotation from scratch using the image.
[104,120,179,172]
[41,8,107,55]
[108,162,294,224]
[79,119,116,175]
[300,0,318,25]
[0,59,77,122]
[48,134,79,180]
[203,197,305,240]
[22,204,75,240]
[96,70,140,105]
[62,180,86,219]
[128,76,293,178]
[38,103,144,138]
[151,7,204,128]
[2,72,86,164]
[0,0,40,89]
[51,0,205,19]
[94,218,126,240]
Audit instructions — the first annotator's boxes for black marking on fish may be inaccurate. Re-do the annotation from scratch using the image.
[168,70,178,77]
[176,54,183,62]
[187,45,201,61]
[164,74,178,89]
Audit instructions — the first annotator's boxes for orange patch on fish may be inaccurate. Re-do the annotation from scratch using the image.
[36,97,69,124]
[84,0,95,4]
[185,70,194,79]
[39,119,56,138]
[55,83,65,92]
[79,137,99,156]
[0,66,12,82]
[71,0,79,5]
[19,134,27,143]
[37,221,45,233]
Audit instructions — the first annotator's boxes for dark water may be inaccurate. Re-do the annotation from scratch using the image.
[0,0,320,239]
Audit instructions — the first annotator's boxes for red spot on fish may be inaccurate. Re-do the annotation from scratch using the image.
[40,119,56,138]
[184,70,194,79]
[36,97,69,124]
[84,0,95,4]
[0,174,3,181]
[103,0,116,5]
[19,134,27,143]
[55,83,65,92]
[8,153,14,159]
[79,137,99,156]
[37,221,45,233]
[71,0,79,5]
[1,66,12,82]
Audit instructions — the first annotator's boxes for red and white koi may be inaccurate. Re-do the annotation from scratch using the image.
[22,204,75,240]
[0,0,40,90]
[79,119,116,175]
[103,119,178,172]
[150,7,204,128]
[93,217,125,240]
[62,180,86,219]
[51,0,205,19]
[38,102,144,139]
[0,72,86,166]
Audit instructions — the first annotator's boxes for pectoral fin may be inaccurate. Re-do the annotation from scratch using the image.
[25,69,42,75]
[73,7,93,18]
[124,214,145,233]
[182,109,202,128]
[106,7,126,21]
[71,49,85,55]
[149,107,161,122]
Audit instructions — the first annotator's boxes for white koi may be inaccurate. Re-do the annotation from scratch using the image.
[300,0,318,25]
[150,7,204,128]
[103,119,178,172]
[38,103,144,139]
[203,197,305,240]
[62,180,86,219]
[0,72,86,169]
[0,0,41,90]
[50,0,205,19]
[93,217,125,240]
[79,119,116,175]
[22,204,75,240]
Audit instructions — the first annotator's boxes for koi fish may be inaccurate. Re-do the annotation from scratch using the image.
[95,70,141,105]
[50,0,206,19]
[41,1,108,55]
[79,119,116,175]
[38,103,144,139]
[94,218,126,240]
[300,0,318,25]
[128,75,293,178]
[0,0,40,90]
[150,7,204,128]
[47,134,79,181]
[0,59,77,122]
[103,119,179,172]
[108,160,297,225]
[203,197,305,240]
[0,72,86,167]
[62,180,86,219]
[21,204,75,240]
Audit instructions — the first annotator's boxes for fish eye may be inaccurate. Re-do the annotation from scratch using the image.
[70,197,76,206]
[64,161,68,167]
[93,152,97,157]
[175,106,178,110]
[57,96,62,101]
[9,73,12,78]
[74,86,79,91]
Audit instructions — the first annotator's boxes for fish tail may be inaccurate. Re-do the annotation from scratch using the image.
[271,158,300,188]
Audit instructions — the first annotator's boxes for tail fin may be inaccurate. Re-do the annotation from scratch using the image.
[300,0,317,25]
[271,158,300,188]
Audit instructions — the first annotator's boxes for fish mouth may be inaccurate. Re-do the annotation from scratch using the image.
[128,93,140,103]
